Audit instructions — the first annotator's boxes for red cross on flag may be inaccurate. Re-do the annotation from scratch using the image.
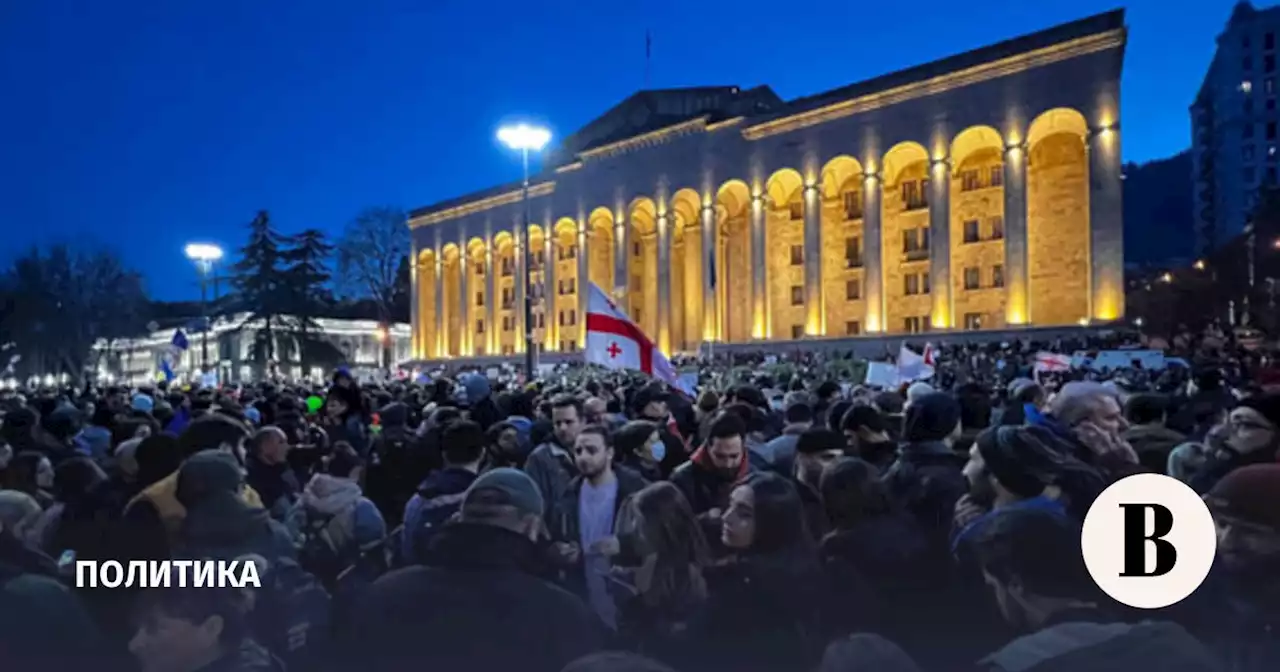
[584,282,679,386]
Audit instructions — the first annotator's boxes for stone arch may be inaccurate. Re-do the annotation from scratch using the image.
[416,248,437,359]
[552,217,579,351]
[466,238,487,355]
[528,225,547,351]
[588,207,615,295]
[493,232,516,356]
[881,141,932,335]
[1027,108,1090,326]
[949,126,1007,332]
[628,198,659,338]
[820,156,867,337]
[669,188,703,352]
[441,243,462,357]
[764,168,805,340]
[716,180,752,342]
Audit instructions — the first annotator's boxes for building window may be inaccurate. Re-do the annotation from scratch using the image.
[901,179,928,210]
[537,312,545,328]
[905,274,919,296]
[1269,98,1276,110]
[788,202,804,220]
[846,320,861,335]
[964,267,981,290]
[990,216,1005,240]
[843,191,863,220]
[1267,32,1275,50]
[993,264,1005,288]
[558,311,565,327]
[501,258,514,276]
[903,227,930,258]
[963,313,983,330]
[845,236,862,267]
[567,340,577,351]
[535,250,546,267]
[960,169,980,192]
[963,220,980,243]
[633,242,642,257]
[903,316,923,333]
[1268,54,1276,73]
[922,272,931,294]
[1269,122,1277,140]
[568,310,577,326]
[846,279,861,300]
[790,245,804,265]
[790,286,804,305]
[791,324,805,339]
[1269,166,1277,184]
[990,165,1004,187]
[476,320,485,334]
[475,291,484,307]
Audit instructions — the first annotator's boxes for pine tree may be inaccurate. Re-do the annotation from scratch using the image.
[231,210,291,369]
[281,228,336,371]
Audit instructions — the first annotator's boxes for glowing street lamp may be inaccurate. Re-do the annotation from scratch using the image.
[185,243,224,370]
[498,123,552,378]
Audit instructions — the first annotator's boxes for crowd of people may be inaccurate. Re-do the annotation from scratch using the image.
[0,325,1278,672]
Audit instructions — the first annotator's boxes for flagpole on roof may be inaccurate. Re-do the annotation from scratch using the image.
[644,30,652,89]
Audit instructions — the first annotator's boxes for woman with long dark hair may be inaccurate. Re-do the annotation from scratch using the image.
[702,471,824,672]
[611,481,710,668]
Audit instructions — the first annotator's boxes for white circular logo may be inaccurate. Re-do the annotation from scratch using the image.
[1080,473,1217,609]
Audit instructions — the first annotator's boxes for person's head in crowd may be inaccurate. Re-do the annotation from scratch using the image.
[324,442,365,483]
[731,385,767,412]
[633,385,670,423]
[573,425,614,484]
[615,420,662,470]
[813,380,842,410]
[132,393,155,415]
[1191,368,1224,394]
[841,404,890,452]
[705,412,747,478]
[794,428,845,488]
[871,391,904,416]
[174,451,245,512]
[719,402,769,445]
[0,490,42,541]
[4,451,53,497]
[486,421,522,465]
[1050,382,1125,436]
[129,586,251,672]
[956,383,991,431]
[90,405,115,430]
[1008,379,1046,407]
[965,427,1050,509]
[560,651,679,672]
[428,406,462,431]
[1124,393,1169,428]
[826,399,853,433]
[972,507,1098,630]
[902,392,962,445]
[177,414,251,466]
[550,394,584,449]
[583,397,608,426]
[904,382,935,409]
[614,481,709,606]
[817,633,922,672]
[783,400,814,431]
[458,467,545,542]
[248,426,289,466]
[820,458,893,531]
[112,416,156,448]
[134,433,184,490]
[695,390,720,421]
[1226,394,1280,457]
[116,437,144,483]
[722,471,814,556]
[442,420,486,470]
[52,456,107,505]
[1205,464,1280,577]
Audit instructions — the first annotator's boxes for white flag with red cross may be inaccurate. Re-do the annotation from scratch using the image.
[584,282,679,387]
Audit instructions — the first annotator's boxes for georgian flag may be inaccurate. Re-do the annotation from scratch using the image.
[896,343,936,382]
[1034,351,1073,373]
[584,282,679,387]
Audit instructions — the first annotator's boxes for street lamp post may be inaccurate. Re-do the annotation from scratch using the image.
[185,243,224,371]
[498,123,552,380]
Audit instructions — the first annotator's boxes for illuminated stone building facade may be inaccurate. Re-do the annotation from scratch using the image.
[408,11,1126,360]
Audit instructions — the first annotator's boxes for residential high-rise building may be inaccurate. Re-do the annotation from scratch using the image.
[1192,1,1280,253]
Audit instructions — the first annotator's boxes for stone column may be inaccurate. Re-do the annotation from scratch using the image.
[615,217,629,299]
[862,173,884,333]
[656,212,672,354]
[577,220,589,343]
[544,236,556,351]
[1003,141,1029,325]
[484,242,496,355]
[409,242,420,359]
[433,245,444,358]
[750,194,767,339]
[513,225,526,355]
[1088,125,1124,322]
[701,204,718,342]
[458,240,470,357]
[929,158,952,329]
[802,183,823,336]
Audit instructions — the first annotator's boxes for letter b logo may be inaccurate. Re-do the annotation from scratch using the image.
[1081,474,1217,609]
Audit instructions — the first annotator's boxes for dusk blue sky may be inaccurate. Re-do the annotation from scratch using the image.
[0,0,1242,301]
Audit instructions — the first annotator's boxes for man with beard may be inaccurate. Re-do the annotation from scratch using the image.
[1201,464,1280,670]
[840,404,897,470]
[670,412,752,546]
[792,428,844,540]
[1191,395,1280,493]
[551,426,647,628]
[524,395,584,518]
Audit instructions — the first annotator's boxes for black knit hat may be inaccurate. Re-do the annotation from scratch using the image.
[1237,393,1280,429]
[903,392,961,443]
[975,427,1049,498]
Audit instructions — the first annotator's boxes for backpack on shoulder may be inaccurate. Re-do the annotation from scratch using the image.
[242,554,332,671]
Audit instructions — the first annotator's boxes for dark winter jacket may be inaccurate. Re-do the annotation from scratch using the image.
[882,440,968,538]
[400,466,478,565]
[550,466,649,597]
[669,446,752,516]
[344,522,608,672]
[1122,425,1188,475]
[977,611,1221,672]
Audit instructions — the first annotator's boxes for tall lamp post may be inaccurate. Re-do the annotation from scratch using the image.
[185,243,224,370]
[498,123,552,379]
